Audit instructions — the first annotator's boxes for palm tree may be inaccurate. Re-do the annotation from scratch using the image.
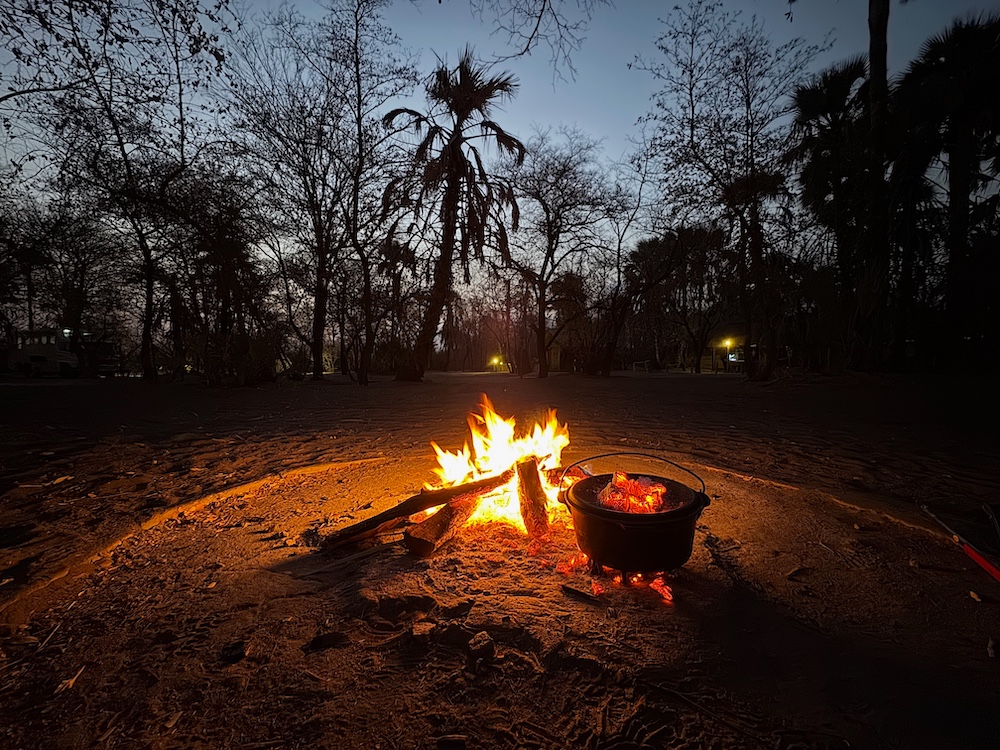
[788,0,907,369]
[383,47,525,379]
[786,57,871,365]
[787,57,868,287]
[898,14,1000,359]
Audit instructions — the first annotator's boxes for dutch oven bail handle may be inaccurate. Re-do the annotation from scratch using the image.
[558,452,707,503]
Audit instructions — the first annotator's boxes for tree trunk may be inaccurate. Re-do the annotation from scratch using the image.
[734,213,756,379]
[311,256,328,380]
[357,255,375,386]
[406,179,459,380]
[338,293,350,379]
[139,233,157,381]
[407,247,452,379]
[945,120,973,359]
[536,282,549,379]
[861,0,891,371]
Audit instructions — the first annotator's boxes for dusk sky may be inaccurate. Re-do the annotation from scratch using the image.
[368,0,1000,162]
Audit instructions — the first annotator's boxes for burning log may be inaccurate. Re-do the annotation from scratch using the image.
[517,457,549,539]
[321,469,514,551]
[403,489,485,558]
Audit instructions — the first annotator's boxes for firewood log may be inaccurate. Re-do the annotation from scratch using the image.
[517,457,549,539]
[321,469,514,551]
[402,489,485,557]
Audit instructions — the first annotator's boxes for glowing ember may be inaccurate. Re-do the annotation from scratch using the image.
[555,552,590,575]
[428,395,570,531]
[648,576,674,604]
[598,472,669,513]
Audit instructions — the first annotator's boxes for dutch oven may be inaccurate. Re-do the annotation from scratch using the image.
[559,453,710,574]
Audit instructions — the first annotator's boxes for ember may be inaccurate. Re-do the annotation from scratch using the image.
[597,471,670,513]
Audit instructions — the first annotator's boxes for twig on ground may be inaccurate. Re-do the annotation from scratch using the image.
[560,583,603,605]
[775,727,853,747]
[36,622,60,653]
[640,680,770,747]
[54,664,86,695]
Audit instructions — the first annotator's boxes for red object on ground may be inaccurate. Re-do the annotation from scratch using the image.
[922,505,1000,586]
[962,543,1000,585]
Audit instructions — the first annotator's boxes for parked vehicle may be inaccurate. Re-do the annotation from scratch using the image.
[11,328,118,377]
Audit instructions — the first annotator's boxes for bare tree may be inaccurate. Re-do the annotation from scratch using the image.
[24,0,231,380]
[229,0,415,382]
[637,0,822,379]
[228,8,349,380]
[319,0,418,384]
[584,152,656,377]
[467,0,612,76]
[506,127,607,377]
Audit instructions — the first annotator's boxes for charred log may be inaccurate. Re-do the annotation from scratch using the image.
[402,490,484,557]
[321,470,514,551]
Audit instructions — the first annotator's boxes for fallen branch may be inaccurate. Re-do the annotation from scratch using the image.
[321,469,514,552]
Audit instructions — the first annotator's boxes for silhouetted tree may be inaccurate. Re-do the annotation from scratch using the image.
[639,0,820,379]
[788,0,915,369]
[158,167,280,385]
[897,14,1000,362]
[467,0,612,75]
[506,128,607,377]
[786,57,869,314]
[640,227,734,373]
[383,47,525,379]
[229,7,352,380]
[25,0,230,380]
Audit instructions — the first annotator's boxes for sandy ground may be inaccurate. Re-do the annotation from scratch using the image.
[1,370,998,749]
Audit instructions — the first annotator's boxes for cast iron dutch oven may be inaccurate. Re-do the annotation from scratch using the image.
[559,452,710,573]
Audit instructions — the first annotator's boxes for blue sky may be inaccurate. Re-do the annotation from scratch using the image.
[256,0,1000,161]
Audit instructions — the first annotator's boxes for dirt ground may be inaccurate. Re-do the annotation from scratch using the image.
[1,370,998,749]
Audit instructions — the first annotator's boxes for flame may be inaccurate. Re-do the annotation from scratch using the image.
[428,394,570,531]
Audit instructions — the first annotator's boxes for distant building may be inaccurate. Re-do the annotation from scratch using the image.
[10,328,117,377]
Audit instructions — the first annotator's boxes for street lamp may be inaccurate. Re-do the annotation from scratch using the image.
[724,339,732,371]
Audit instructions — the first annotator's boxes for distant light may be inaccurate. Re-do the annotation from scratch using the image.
[62,328,71,337]
[724,339,732,348]
[491,356,500,366]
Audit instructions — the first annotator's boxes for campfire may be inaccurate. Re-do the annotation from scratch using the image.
[426,394,570,533]
[322,395,710,600]
[323,395,571,554]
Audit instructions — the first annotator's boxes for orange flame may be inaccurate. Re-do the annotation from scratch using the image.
[428,395,570,531]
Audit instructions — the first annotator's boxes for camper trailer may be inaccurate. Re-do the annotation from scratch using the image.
[11,328,117,377]
[11,328,80,377]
